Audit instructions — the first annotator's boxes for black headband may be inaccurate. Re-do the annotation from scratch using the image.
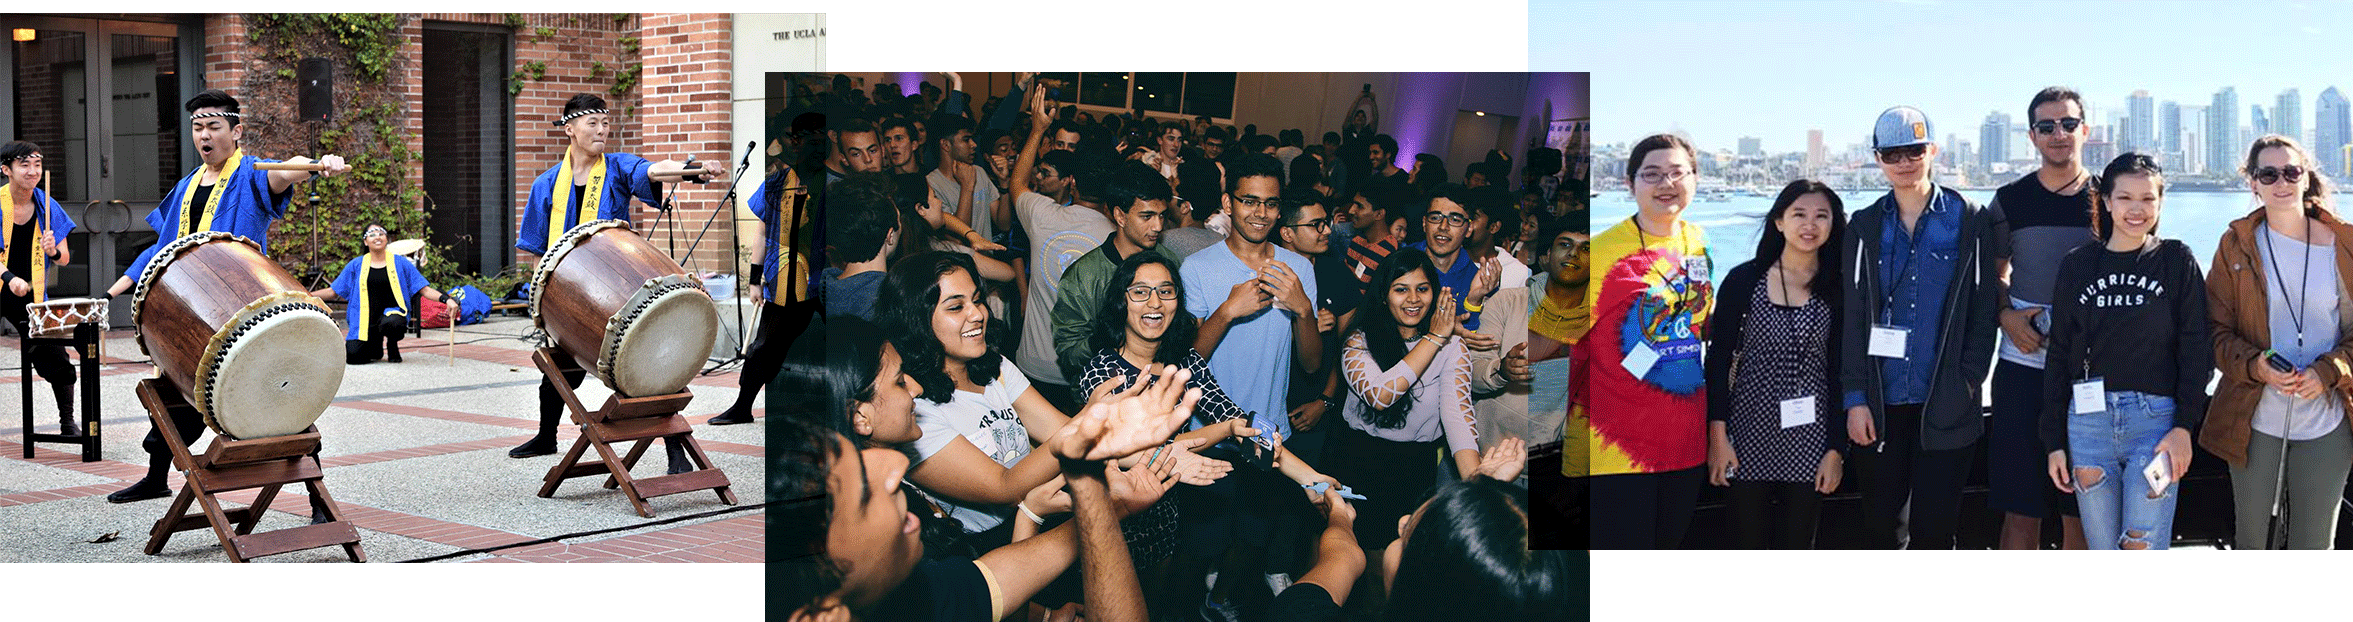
[554,108,609,127]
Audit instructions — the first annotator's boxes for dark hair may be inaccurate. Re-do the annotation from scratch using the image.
[2092,152,2166,244]
[2027,86,2085,122]
[1352,249,1442,428]
[769,315,884,446]
[832,117,878,148]
[879,251,1002,403]
[1472,186,1521,243]
[1322,131,1342,146]
[1279,189,1332,227]
[1048,119,1085,142]
[777,417,848,617]
[1625,134,1697,185]
[2242,134,2333,215]
[876,115,914,140]
[1039,150,1082,184]
[1385,478,1573,622]
[1372,134,1399,155]
[0,141,40,167]
[562,93,608,120]
[1226,153,1284,195]
[1752,179,1847,303]
[830,173,900,264]
[1070,146,1122,201]
[1287,152,1325,191]
[929,114,974,148]
[1157,122,1187,143]
[1202,126,1230,145]
[1279,128,1304,148]
[1101,161,1173,214]
[185,89,242,127]
[1090,252,1197,368]
[1412,154,1449,196]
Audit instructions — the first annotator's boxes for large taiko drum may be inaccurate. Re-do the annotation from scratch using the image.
[531,220,718,397]
[132,232,346,439]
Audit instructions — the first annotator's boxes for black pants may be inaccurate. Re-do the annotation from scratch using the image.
[1588,467,1703,549]
[1728,480,1823,549]
[534,368,589,443]
[720,301,809,416]
[6,317,76,406]
[344,314,408,364]
[1858,403,1976,550]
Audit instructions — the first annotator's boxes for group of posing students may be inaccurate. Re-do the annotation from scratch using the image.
[1578,86,2353,550]
[783,77,1574,621]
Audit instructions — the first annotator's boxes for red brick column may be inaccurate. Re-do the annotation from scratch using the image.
[636,13,734,276]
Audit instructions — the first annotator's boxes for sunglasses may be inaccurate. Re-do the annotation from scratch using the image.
[2253,165,2306,186]
[2031,117,2084,135]
[1875,145,1927,165]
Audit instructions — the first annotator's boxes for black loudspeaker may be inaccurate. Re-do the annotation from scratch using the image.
[298,58,333,122]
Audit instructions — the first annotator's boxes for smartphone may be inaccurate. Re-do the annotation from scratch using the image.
[2264,349,2296,375]
[2144,451,2173,492]
[1241,434,1278,470]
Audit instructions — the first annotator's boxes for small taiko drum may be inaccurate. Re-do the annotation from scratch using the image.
[530,220,718,397]
[26,297,107,338]
[132,232,346,439]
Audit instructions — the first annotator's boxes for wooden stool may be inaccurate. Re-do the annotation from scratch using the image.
[533,347,736,517]
[136,378,364,562]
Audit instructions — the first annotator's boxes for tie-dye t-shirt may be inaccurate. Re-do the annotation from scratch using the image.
[1577,216,1712,476]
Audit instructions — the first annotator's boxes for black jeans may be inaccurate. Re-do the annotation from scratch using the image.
[1858,403,1976,549]
[1728,479,1822,549]
[1588,467,1703,549]
[344,315,409,364]
[722,301,812,416]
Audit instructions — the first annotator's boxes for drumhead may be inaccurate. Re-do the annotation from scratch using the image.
[204,306,345,439]
[601,282,717,397]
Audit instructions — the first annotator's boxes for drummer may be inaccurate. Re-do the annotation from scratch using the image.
[100,89,351,298]
[106,89,352,505]
[707,166,805,426]
[0,141,81,437]
[308,224,460,364]
[509,93,724,463]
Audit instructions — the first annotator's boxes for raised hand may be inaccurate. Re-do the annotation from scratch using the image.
[1046,364,1204,462]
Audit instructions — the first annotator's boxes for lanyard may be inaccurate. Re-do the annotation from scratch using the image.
[2259,217,2313,351]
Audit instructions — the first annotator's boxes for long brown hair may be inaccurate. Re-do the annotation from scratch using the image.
[2242,134,2333,216]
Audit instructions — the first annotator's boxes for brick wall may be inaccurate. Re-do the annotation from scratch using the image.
[187,13,734,279]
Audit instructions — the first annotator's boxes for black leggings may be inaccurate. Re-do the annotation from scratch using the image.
[345,315,409,364]
[721,301,811,416]
[1727,479,1823,549]
[1589,467,1704,549]
[1857,404,1976,550]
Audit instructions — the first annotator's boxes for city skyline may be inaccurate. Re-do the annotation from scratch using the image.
[1547,0,2353,156]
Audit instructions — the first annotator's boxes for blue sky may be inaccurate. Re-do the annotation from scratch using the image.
[1533,0,2353,151]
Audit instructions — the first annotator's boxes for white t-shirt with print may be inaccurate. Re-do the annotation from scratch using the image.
[911,362,1037,532]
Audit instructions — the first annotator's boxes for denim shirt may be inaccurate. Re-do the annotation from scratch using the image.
[1844,188,1963,409]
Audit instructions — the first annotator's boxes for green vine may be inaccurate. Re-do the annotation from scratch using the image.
[533,26,555,42]
[608,62,640,97]
[507,60,547,97]
[248,14,400,84]
[617,36,639,54]
[502,13,526,30]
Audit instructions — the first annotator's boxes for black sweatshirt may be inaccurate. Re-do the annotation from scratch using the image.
[2039,238,2212,452]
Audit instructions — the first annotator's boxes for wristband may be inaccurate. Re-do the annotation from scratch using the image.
[1462,300,1483,313]
[0,270,15,284]
[1319,395,1342,409]
[1017,501,1047,526]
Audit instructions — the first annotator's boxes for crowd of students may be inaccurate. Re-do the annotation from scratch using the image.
[1576,86,2353,551]
[781,73,1580,621]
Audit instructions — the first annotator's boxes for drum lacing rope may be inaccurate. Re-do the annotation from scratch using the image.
[595,275,706,395]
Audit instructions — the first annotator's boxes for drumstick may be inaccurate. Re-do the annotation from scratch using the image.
[254,162,329,171]
[648,168,715,182]
[449,307,456,367]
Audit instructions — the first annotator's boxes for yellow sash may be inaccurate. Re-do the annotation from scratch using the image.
[547,147,608,251]
[177,148,241,238]
[357,254,408,340]
[0,184,44,303]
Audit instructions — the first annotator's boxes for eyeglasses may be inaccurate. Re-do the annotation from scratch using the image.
[1233,195,1280,209]
[1423,212,1470,228]
[2031,117,2083,135]
[1875,145,1928,164]
[1285,219,1332,233]
[1634,168,1690,185]
[1124,285,1178,302]
[2253,165,2306,186]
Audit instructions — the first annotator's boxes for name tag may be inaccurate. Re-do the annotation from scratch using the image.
[1779,395,1816,429]
[1868,324,1910,359]
[2072,377,2106,414]
[1623,340,1661,378]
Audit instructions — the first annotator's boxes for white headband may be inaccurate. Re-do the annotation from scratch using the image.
[555,108,609,126]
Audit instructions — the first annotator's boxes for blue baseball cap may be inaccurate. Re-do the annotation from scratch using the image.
[1872,106,1934,150]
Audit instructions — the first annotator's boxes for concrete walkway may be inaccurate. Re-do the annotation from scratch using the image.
[0,316,764,563]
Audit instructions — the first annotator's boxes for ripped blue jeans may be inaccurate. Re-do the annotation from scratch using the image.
[2067,390,2181,550]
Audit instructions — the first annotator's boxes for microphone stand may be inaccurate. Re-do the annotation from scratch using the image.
[665,143,758,372]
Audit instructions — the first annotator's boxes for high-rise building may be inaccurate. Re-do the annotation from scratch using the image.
[2183,104,2208,175]
[2278,88,2303,143]
[1980,111,2011,171]
[2126,90,2155,154]
[2160,100,2182,158]
[2318,87,2352,176]
[1737,136,1763,157]
[1805,129,1825,172]
[2253,105,2271,137]
[2210,87,2239,177]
